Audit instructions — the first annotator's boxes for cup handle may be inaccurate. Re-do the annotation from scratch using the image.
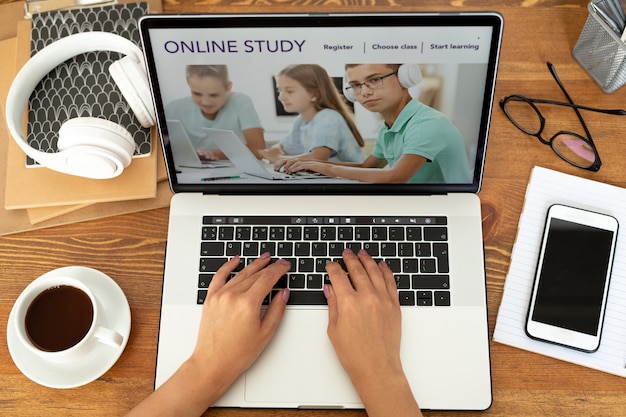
[94,326,124,347]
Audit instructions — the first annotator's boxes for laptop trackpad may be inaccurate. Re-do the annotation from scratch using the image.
[244,309,362,407]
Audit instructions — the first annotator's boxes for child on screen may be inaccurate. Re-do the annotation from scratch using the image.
[165,65,265,160]
[260,64,365,169]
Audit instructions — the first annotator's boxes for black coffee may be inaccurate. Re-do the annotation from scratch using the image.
[25,285,94,352]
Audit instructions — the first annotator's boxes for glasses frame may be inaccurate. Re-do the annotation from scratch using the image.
[345,71,398,95]
[500,62,626,172]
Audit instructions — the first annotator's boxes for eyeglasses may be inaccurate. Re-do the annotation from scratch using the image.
[500,62,626,172]
[345,71,398,95]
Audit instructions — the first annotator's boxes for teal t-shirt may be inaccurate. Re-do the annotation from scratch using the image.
[371,99,471,183]
[164,91,262,149]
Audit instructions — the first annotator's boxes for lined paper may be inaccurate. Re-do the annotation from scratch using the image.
[493,166,626,378]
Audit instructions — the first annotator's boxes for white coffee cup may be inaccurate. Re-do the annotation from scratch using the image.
[13,274,123,363]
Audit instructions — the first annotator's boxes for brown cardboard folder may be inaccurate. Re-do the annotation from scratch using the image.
[0,2,172,236]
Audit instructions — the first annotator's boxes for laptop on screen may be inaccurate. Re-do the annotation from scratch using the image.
[167,120,232,169]
[140,12,502,411]
[204,127,329,180]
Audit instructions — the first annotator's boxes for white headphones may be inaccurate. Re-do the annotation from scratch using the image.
[343,64,423,103]
[5,32,156,179]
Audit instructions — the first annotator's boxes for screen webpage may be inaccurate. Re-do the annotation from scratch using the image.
[146,22,497,189]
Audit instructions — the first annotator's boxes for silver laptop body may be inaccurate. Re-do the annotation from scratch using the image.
[140,12,502,411]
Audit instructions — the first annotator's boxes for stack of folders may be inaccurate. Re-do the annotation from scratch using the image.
[0,0,172,236]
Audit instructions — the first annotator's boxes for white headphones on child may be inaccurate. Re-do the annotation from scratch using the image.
[343,63,423,103]
[5,32,156,179]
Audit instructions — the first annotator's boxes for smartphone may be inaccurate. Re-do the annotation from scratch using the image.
[526,204,619,352]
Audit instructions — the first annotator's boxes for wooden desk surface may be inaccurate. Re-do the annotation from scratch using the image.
[2,1,626,415]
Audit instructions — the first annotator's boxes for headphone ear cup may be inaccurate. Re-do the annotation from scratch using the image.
[57,117,135,179]
[397,64,423,89]
[342,73,356,103]
[109,56,156,128]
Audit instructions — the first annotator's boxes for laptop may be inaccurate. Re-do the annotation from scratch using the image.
[140,12,502,411]
[204,127,326,180]
[166,120,232,169]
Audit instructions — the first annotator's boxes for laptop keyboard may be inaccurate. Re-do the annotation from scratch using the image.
[197,216,450,307]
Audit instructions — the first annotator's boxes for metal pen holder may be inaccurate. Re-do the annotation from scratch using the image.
[573,0,626,93]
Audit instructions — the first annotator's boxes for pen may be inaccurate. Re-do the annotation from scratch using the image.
[591,2,622,35]
[201,175,241,181]
[606,0,626,29]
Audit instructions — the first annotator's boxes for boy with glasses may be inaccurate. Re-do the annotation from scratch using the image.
[283,63,471,184]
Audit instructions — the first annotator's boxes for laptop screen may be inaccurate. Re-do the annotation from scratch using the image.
[140,13,502,195]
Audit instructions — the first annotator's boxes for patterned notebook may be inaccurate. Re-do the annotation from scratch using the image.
[27,2,151,166]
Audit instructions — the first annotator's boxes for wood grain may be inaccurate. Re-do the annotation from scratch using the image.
[3,1,626,416]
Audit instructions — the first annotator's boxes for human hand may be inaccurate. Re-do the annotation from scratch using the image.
[190,254,291,390]
[125,254,291,417]
[324,250,422,417]
[284,160,330,176]
[258,147,285,163]
[197,149,225,161]
[274,156,308,173]
[324,249,402,379]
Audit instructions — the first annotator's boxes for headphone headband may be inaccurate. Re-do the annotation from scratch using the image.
[5,32,145,170]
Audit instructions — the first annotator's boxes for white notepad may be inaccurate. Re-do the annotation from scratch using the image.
[493,166,626,377]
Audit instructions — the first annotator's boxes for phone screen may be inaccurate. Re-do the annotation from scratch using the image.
[531,217,615,336]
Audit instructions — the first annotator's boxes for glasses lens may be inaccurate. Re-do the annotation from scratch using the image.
[504,97,542,135]
[367,78,381,90]
[552,134,597,168]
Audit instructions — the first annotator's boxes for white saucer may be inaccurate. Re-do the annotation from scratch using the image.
[7,266,131,389]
